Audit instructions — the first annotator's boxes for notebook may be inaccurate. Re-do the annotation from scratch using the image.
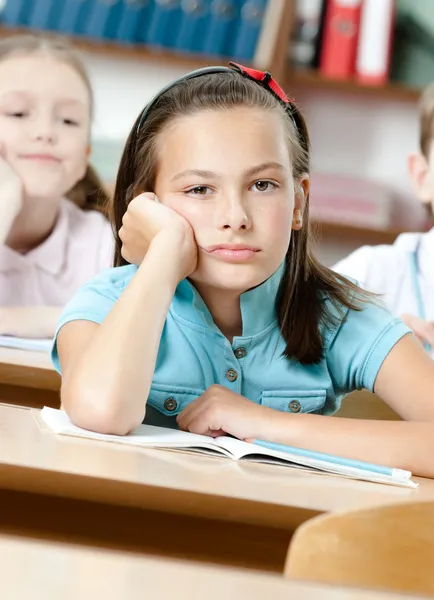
[40,407,417,489]
[0,336,52,352]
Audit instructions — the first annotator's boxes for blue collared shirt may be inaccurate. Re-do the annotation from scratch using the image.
[52,263,410,419]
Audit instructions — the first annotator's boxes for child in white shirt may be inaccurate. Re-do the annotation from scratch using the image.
[334,85,434,352]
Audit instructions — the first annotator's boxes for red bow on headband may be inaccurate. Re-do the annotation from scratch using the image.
[229,62,294,106]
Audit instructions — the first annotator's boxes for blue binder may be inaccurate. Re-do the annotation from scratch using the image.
[57,0,94,36]
[174,0,212,54]
[85,0,126,40]
[1,0,34,27]
[116,0,152,44]
[231,0,267,61]
[27,0,64,30]
[202,0,240,57]
[146,0,183,49]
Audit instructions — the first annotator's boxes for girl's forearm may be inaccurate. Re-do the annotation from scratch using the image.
[0,306,62,338]
[62,242,180,435]
[268,413,434,478]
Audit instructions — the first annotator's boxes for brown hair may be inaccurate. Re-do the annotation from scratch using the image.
[111,71,371,364]
[0,34,109,213]
[419,84,434,158]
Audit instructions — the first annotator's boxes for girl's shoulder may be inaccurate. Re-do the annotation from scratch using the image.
[62,199,114,271]
[63,198,110,234]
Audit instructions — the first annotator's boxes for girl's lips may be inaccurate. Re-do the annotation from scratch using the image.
[201,245,260,262]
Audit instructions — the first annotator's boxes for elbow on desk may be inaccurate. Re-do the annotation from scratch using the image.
[60,383,143,436]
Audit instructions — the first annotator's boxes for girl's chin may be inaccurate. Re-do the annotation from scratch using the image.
[190,264,270,292]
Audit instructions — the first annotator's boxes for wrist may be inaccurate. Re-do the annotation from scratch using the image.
[259,408,304,445]
[149,229,194,283]
[138,241,181,289]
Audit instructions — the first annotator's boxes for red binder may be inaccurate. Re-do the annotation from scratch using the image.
[319,0,363,80]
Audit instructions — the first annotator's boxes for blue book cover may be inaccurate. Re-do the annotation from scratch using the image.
[85,0,126,40]
[231,0,267,61]
[174,0,212,54]
[145,0,183,49]
[57,0,94,36]
[202,0,240,57]
[27,0,64,30]
[1,0,35,27]
[116,0,152,44]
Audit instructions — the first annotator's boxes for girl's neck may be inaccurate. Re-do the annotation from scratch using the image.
[6,196,61,254]
[195,283,243,342]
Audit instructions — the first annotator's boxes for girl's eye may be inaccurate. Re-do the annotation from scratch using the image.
[62,118,79,127]
[251,180,277,192]
[186,186,213,196]
[7,112,26,118]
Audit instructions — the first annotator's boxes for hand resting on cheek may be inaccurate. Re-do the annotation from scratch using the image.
[118,192,198,280]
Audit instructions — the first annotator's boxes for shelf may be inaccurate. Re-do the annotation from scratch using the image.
[0,26,231,71]
[287,68,420,103]
[312,220,422,245]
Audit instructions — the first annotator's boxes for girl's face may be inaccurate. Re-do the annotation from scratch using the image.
[155,106,305,293]
[0,53,90,200]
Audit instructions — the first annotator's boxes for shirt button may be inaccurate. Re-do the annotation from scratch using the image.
[234,347,247,359]
[226,369,238,382]
[289,400,301,413]
[164,397,178,412]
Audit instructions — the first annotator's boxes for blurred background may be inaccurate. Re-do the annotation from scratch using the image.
[1,0,432,265]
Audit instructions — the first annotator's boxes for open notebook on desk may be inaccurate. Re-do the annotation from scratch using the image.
[39,407,418,489]
[0,336,52,352]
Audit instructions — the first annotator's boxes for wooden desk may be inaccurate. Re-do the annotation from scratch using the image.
[0,534,426,600]
[1,405,434,573]
[0,348,60,408]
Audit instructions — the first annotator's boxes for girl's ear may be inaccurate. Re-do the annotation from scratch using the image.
[408,152,432,204]
[295,175,310,208]
[292,175,309,230]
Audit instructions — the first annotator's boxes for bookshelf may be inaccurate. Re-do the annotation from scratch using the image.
[287,68,421,103]
[313,220,417,245]
[0,0,425,243]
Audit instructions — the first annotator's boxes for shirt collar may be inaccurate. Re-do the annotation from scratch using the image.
[0,199,70,275]
[171,262,285,338]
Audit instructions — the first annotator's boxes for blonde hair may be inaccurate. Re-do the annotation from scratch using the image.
[0,34,109,213]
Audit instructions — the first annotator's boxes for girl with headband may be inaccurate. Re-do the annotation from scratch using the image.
[52,63,434,478]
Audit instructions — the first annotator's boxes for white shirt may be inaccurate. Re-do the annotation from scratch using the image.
[0,198,114,306]
[333,228,434,321]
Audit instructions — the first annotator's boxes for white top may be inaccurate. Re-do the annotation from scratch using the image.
[333,228,434,320]
[0,198,114,306]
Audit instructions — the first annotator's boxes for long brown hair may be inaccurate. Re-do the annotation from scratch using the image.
[0,34,109,213]
[111,70,371,364]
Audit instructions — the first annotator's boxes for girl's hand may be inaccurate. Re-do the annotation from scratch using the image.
[119,192,197,280]
[176,385,280,441]
[0,149,23,232]
[401,313,434,349]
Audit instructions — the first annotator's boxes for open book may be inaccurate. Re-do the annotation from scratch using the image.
[0,336,52,352]
[40,407,418,489]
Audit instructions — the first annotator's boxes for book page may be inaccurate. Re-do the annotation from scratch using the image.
[0,336,52,352]
[40,407,232,456]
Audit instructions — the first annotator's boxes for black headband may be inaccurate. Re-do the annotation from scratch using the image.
[136,62,298,134]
